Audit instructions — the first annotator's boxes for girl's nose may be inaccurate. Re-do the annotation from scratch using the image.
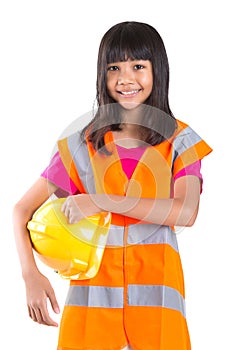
[117,68,134,85]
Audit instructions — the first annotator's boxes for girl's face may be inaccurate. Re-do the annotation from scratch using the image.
[106,59,153,109]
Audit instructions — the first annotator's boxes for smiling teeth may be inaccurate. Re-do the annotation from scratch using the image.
[121,90,139,95]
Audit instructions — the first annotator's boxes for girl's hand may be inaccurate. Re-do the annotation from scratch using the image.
[24,271,60,327]
[61,194,101,224]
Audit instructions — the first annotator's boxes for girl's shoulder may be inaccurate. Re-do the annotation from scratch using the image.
[170,118,196,145]
[171,118,213,163]
[173,118,204,142]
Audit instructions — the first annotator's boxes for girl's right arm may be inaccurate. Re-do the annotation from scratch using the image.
[13,177,60,327]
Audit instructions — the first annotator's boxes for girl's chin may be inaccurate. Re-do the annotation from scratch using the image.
[119,101,142,110]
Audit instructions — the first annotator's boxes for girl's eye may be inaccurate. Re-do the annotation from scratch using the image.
[107,65,119,71]
[134,64,144,70]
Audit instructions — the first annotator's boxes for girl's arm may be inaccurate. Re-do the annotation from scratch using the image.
[13,177,60,327]
[62,175,201,227]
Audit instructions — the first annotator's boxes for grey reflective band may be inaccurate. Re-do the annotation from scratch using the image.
[128,224,179,252]
[172,126,202,165]
[67,132,97,193]
[106,224,125,246]
[65,285,124,308]
[173,126,201,154]
[65,285,186,317]
[106,224,179,250]
[128,284,186,318]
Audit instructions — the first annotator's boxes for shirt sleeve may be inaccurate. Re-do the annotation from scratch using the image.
[41,151,79,196]
[174,160,202,180]
[174,160,203,193]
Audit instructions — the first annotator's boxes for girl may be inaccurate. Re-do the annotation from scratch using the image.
[13,21,212,350]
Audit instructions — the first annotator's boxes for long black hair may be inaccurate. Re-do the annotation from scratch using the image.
[81,21,177,152]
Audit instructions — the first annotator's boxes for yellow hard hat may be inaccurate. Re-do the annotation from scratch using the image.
[27,198,111,280]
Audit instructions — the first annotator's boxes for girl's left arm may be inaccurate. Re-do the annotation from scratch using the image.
[62,175,200,227]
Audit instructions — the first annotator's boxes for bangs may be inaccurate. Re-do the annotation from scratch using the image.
[105,26,153,63]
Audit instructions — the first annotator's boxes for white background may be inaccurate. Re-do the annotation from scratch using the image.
[1,0,249,349]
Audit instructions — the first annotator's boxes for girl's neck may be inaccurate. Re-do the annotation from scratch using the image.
[112,124,146,149]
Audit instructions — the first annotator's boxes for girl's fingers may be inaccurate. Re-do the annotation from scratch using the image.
[28,302,58,327]
[47,288,60,315]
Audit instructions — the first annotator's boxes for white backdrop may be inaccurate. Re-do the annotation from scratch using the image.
[1,0,249,349]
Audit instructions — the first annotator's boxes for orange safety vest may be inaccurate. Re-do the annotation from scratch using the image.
[57,119,212,350]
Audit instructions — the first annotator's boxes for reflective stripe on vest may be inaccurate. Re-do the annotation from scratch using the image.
[106,223,178,251]
[127,223,178,251]
[128,284,186,318]
[172,125,202,157]
[65,284,185,317]
[58,131,96,193]
[65,285,124,308]
[105,223,178,251]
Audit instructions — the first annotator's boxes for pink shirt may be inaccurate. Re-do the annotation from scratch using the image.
[41,151,79,195]
[41,146,202,195]
[115,144,146,179]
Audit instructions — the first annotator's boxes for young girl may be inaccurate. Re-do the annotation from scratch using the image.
[13,21,212,350]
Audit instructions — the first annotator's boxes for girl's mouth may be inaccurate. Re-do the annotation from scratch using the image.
[118,89,141,96]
